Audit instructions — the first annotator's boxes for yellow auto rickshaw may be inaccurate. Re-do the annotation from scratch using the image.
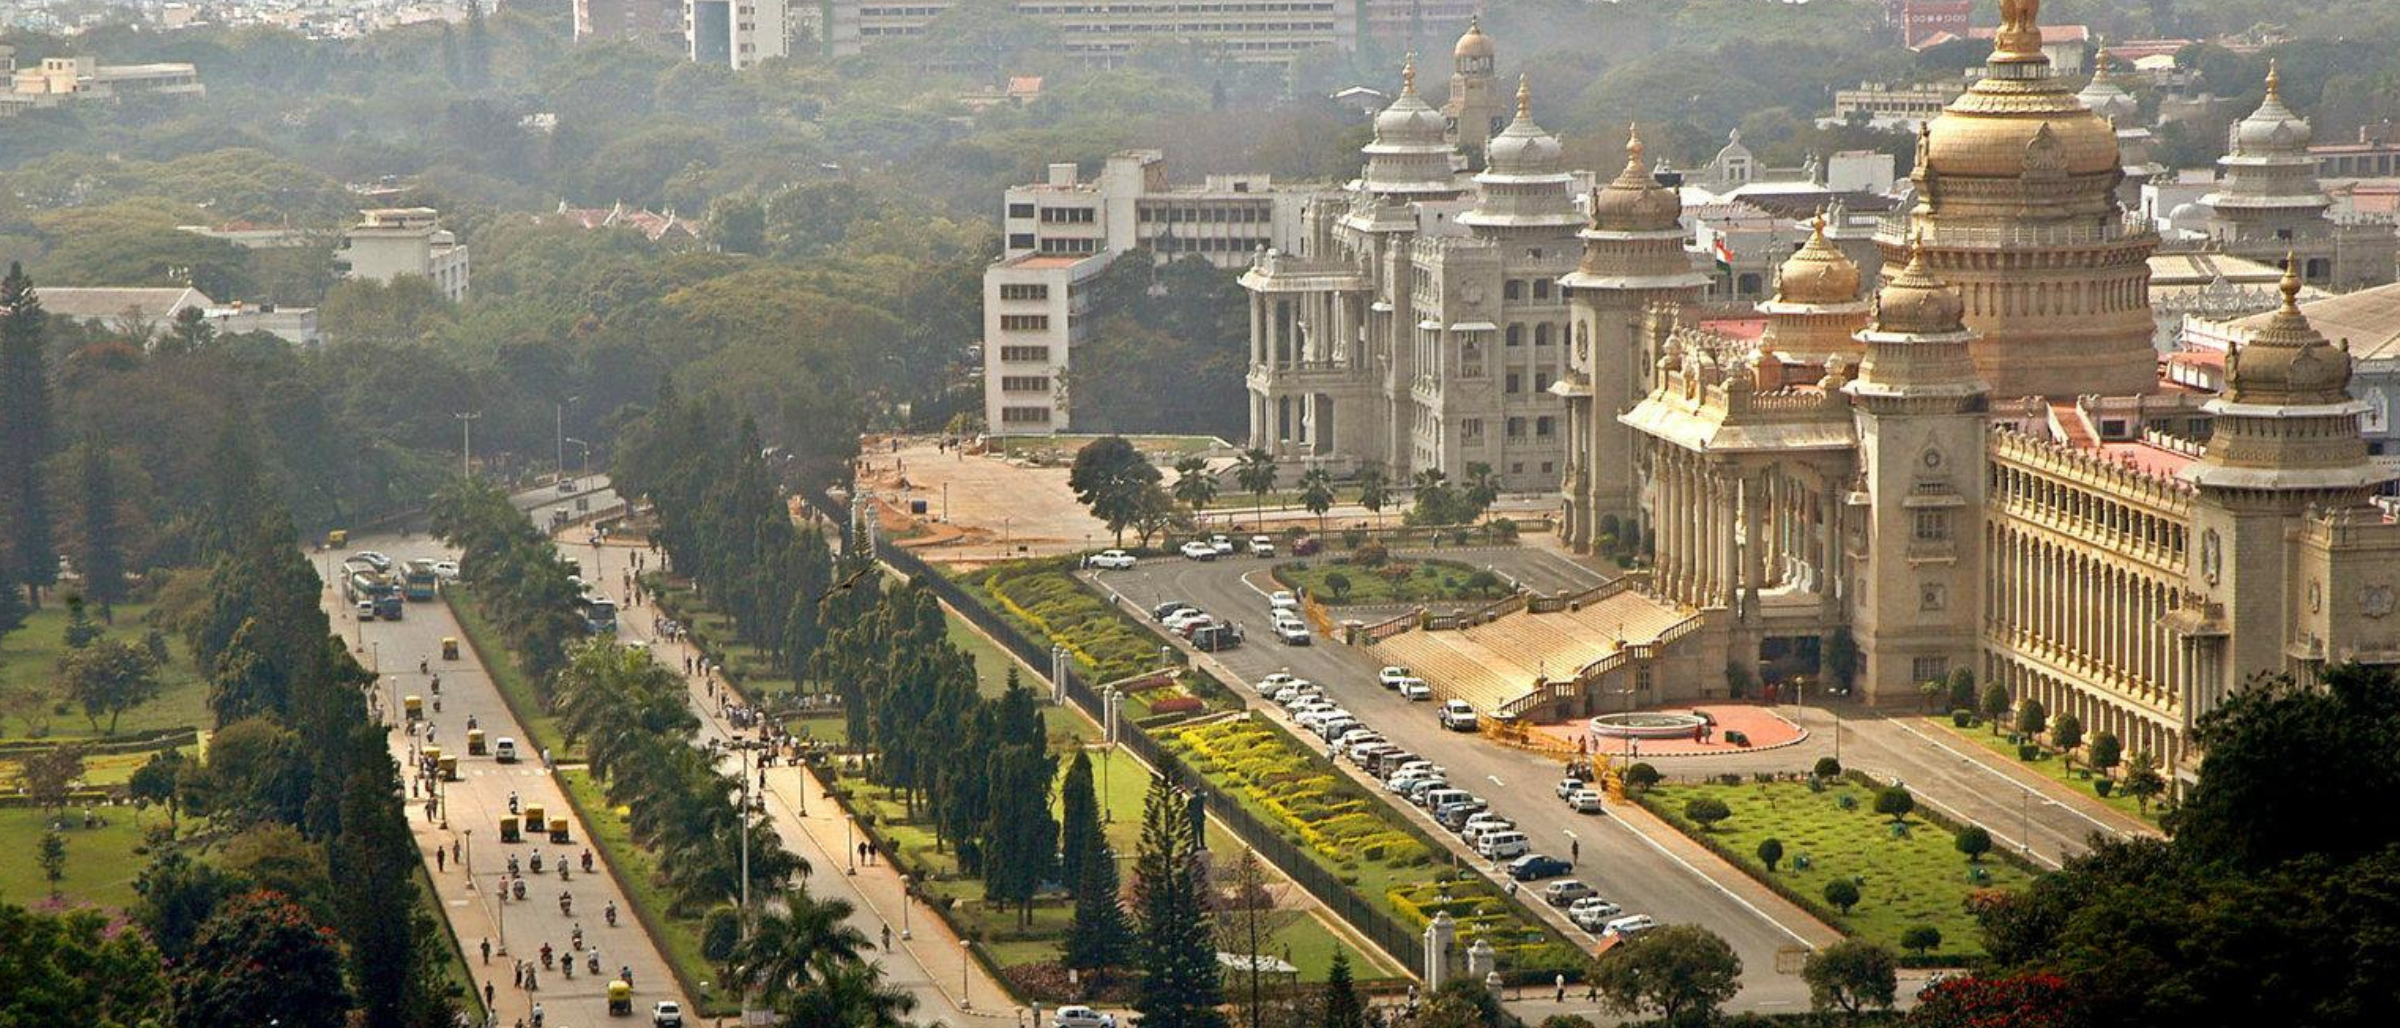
[522,803,546,829]
[438,754,459,782]
[422,746,443,775]
[326,529,349,549]
[441,636,460,660]
[404,695,424,721]
[548,817,571,843]
[467,729,487,755]
[499,815,522,843]
[607,979,632,1015]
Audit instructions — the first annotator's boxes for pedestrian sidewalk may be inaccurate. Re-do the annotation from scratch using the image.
[573,531,1020,1026]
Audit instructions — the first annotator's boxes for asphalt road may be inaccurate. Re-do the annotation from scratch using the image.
[1085,551,1823,1012]
[321,528,684,1028]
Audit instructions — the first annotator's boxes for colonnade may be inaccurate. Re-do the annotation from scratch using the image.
[1647,443,1843,615]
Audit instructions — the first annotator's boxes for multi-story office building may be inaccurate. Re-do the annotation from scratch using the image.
[334,208,471,302]
[577,0,684,45]
[984,151,1320,434]
[685,0,801,68]
[822,0,1355,62]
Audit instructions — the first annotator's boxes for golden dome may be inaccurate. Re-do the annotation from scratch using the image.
[1872,239,1966,337]
[1589,126,1681,232]
[1774,215,1863,305]
[1454,15,1494,60]
[2227,257,2351,406]
[1921,2,2121,185]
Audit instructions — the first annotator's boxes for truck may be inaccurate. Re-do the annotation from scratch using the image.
[400,559,439,601]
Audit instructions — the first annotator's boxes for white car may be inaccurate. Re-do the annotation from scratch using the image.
[1295,707,1338,731]
[1249,535,1275,557]
[1438,699,1479,731]
[1460,814,1514,844]
[1179,541,1218,561]
[1378,666,1414,688]
[1399,679,1433,701]
[1163,609,1213,632]
[652,1001,685,1028]
[1602,915,1659,938]
[1274,620,1312,646]
[1569,897,1625,930]
[430,559,461,581]
[1272,684,1319,706]
[1085,549,1138,570]
[1556,778,1589,800]
[1256,672,1297,694]
[1269,590,1300,611]
[1386,772,1438,795]
[1210,534,1236,555]
[1052,1006,1117,1028]
[1568,789,1606,814]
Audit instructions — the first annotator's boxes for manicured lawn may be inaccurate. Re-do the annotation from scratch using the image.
[0,602,210,740]
[1919,717,2164,826]
[0,805,169,909]
[445,587,577,763]
[0,743,202,790]
[1642,779,2041,960]
[942,605,1096,744]
[1273,558,1510,606]
[557,768,734,1016]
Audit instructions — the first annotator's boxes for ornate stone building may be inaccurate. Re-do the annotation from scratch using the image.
[1574,0,2400,779]
[1243,25,1585,491]
[2196,63,2397,290]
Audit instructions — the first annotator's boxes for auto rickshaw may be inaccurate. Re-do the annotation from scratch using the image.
[607,979,632,1016]
[500,815,522,843]
[326,529,349,549]
[549,817,571,843]
[441,636,460,660]
[468,729,487,755]
[423,745,443,767]
[404,695,424,721]
[523,803,546,829]
[438,754,459,782]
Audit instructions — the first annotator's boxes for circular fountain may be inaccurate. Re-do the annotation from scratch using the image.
[1587,711,1711,739]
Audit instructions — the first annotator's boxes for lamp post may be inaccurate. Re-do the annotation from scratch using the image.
[454,412,481,478]
[899,874,912,940]
[846,816,857,875]
[961,938,972,1010]
[556,396,580,488]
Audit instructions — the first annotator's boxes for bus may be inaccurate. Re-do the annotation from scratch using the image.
[343,569,395,604]
[576,593,618,634]
[400,559,440,601]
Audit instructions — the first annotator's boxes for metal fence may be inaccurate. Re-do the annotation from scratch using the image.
[875,537,1428,978]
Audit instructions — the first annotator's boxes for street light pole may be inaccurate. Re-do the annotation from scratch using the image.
[455,412,481,478]
[556,396,580,486]
[900,874,912,940]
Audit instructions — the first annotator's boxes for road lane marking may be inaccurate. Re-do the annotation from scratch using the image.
[1606,812,1821,948]
[1879,716,2123,836]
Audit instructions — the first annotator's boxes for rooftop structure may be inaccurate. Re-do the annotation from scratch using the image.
[335,208,471,302]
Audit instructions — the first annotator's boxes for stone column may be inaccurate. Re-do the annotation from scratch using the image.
[1743,470,1767,619]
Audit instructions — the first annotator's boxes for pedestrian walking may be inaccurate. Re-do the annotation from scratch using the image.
[1571,839,1580,865]
[482,938,492,965]
[1555,973,1566,1003]
[882,924,892,951]
[484,981,495,1008]
[437,847,447,873]
[454,840,463,864]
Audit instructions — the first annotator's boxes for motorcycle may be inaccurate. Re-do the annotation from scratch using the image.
[586,951,601,976]
[512,877,527,901]
[571,926,584,951]
[560,862,571,882]
[559,892,573,916]
[581,850,594,873]
[604,901,618,927]
[561,959,574,981]
[540,945,554,970]
[530,852,544,874]
[506,855,520,876]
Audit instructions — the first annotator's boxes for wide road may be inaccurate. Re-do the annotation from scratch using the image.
[321,528,684,1028]
[1087,551,1826,1014]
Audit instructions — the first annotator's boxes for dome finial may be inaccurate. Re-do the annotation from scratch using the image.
[1402,52,1417,94]
[1516,75,1531,120]
[1625,123,1645,166]
[2282,250,2303,312]
[2265,58,2282,100]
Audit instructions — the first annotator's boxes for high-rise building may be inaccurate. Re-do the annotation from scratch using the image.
[685,0,799,69]
[984,152,1320,434]
[577,0,684,45]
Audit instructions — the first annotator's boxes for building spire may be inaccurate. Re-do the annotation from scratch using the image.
[2265,58,2282,100]
[1515,74,1531,120]
[1625,123,1645,169]
[1402,52,1417,95]
[2281,250,2303,313]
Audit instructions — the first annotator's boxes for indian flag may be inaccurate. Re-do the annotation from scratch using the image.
[1711,232,1737,274]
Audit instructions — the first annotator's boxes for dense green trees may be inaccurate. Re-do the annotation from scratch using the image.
[1962,664,2400,1028]
[172,890,350,1028]
[1591,924,1742,1027]
[1062,753,1134,972]
[429,478,585,675]
[1802,939,1897,1021]
[0,903,171,1028]
[0,263,57,610]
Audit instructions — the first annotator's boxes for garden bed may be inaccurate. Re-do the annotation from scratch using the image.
[1918,716,2165,826]
[1157,716,1580,978]
[1638,777,2039,964]
[1272,557,1509,606]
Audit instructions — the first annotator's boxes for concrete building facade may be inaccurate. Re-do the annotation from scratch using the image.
[822,0,1354,62]
[335,208,471,302]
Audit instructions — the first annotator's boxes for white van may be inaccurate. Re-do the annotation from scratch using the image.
[1603,914,1659,938]
[1477,830,1531,860]
[1419,787,1473,812]
[494,737,519,764]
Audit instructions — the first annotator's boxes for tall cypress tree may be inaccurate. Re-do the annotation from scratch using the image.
[0,262,58,608]
[1065,838,1134,972]
[1060,750,1102,890]
[1132,772,1225,1028]
[1319,951,1365,1028]
[74,437,127,610]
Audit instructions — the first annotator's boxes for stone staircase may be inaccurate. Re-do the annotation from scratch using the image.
[1367,585,1700,721]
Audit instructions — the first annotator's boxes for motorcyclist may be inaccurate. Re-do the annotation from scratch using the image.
[559,890,572,916]
[605,900,618,927]
[531,1004,544,1028]
[587,949,601,976]
[581,849,594,873]
[509,791,520,814]
[571,925,583,951]
[531,849,543,873]
[506,854,519,876]
[539,944,553,969]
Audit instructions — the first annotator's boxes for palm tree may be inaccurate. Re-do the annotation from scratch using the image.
[1235,448,1279,531]
[1171,456,1219,512]
[1463,462,1502,522]
[1299,468,1336,533]
[1356,464,1388,529]
[724,891,875,998]
[777,960,917,1028]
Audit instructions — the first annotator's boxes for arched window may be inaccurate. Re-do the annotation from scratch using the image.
[1534,324,1553,347]
[1506,324,1524,347]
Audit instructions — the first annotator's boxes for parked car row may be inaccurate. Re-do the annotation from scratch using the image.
[1266,589,1312,646]
[1178,534,1280,561]
[1148,600,1244,651]
[1376,665,1434,701]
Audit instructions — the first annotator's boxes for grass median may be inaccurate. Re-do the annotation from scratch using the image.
[1916,716,2164,826]
[556,767,735,1017]
[1640,778,2040,962]
[444,585,576,763]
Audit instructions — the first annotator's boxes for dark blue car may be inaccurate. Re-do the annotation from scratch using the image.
[1508,854,1573,881]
